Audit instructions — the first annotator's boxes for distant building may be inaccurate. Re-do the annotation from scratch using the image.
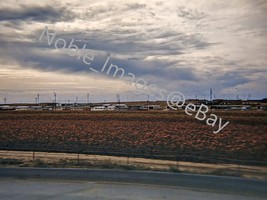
[141,105,161,110]
[128,105,143,110]
[91,106,106,111]
[15,106,29,111]
[91,104,128,111]
[113,104,128,110]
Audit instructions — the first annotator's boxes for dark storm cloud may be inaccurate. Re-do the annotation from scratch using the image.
[218,72,250,87]
[0,32,199,86]
[0,5,76,22]
[78,29,211,57]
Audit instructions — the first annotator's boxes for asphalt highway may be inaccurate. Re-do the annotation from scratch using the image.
[0,168,266,199]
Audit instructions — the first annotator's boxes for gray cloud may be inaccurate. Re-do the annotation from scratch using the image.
[0,5,76,22]
[0,0,266,101]
[177,6,207,20]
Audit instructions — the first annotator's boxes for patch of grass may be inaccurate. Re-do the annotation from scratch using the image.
[169,166,181,173]
[31,159,48,167]
[209,169,241,177]
[0,158,23,165]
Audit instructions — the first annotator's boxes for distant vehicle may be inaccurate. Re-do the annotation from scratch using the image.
[0,106,16,111]
[91,106,106,111]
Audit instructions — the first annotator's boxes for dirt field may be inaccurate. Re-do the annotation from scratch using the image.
[0,110,266,166]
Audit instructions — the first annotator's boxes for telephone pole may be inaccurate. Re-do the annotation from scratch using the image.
[210,88,213,101]
[117,94,120,104]
[87,93,89,104]
[53,92,57,110]
[117,94,120,110]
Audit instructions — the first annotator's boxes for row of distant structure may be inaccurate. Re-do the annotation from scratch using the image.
[0,98,266,111]
[2,92,91,105]
[1,88,257,105]
[0,102,159,111]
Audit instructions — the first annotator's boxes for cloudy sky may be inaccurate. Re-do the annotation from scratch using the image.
[0,0,266,103]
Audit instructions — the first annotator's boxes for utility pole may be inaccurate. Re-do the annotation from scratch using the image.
[117,94,120,104]
[53,92,57,110]
[87,93,89,104]
[37,94,40,104]
[210,88,213,101]
[4,98,6,104]
[117,94,120,110]
[147,95,149,110]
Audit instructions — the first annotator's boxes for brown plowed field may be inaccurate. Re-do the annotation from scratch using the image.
[0,110,266,166]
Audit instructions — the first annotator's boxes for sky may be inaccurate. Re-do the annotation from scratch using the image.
[0,0,266,103]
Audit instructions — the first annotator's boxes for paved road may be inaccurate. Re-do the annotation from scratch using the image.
[0,168,266,199]
[0,178,266,200]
